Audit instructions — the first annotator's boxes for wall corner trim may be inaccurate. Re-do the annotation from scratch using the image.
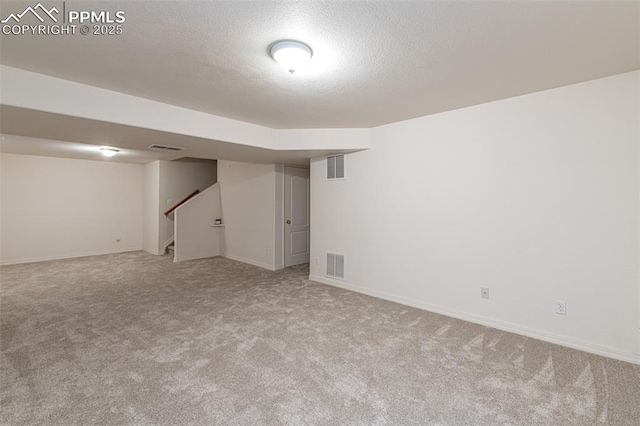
[173,254,220,262]
[143,248,163,256]
[222,254,280,271]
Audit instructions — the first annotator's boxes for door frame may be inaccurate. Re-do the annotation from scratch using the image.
[282,165,310,267]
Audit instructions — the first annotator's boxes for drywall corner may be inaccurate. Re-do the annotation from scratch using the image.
[143,161,160,254]
[275,164,285,268]
[218,160,278,270]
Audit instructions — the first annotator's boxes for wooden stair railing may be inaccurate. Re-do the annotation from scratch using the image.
[164,189,200,216]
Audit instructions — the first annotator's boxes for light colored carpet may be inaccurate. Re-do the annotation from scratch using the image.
[1,251,639,425]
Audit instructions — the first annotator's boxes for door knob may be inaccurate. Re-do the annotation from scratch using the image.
[286,219,291,224]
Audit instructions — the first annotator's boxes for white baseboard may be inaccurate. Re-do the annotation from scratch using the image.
[309,274,640,365]
[143,248,163,256]
[174,252,220,262]
[1,247,143,266]
[222,254,279,271]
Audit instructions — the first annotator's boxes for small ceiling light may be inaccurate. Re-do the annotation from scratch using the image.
[99,147,119,157]
[270,40,313,74]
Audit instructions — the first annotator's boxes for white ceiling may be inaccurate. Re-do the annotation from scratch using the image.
[1,0,637,129]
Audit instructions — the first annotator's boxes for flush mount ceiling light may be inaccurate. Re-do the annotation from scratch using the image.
[269,40,313,74]
[99,147,120,157]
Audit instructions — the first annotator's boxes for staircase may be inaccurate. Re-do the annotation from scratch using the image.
[164,189,200,217]
[164,182,222,262]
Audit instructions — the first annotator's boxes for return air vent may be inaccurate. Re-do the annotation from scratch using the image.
[149,144,184,151]
[326,253,345,279]
[327,155,345,179]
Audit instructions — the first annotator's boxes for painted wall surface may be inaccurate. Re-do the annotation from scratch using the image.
[143,161,160,254]
[174,183,222,262]
[0,153,143,264]
[218,160,280,270]
[310,71,640,363]
[158,160,217,252]
[0,65,371,151]
[275,164,284,269]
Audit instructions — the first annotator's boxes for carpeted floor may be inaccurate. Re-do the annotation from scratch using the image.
[1,252,639,425]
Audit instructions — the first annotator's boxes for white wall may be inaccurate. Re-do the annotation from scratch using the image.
[174,183,222,262]
[158,159,217,252]
[1,65,372,152]
[310,71,640,363]
[218,160,282,270]
[0,153,143,264]
[143,161,160,254]
[275,164,285,268]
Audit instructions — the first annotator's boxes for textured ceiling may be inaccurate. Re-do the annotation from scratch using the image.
[0,1,638,128]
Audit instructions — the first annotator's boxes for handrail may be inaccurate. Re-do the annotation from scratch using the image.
[164,189,200,216]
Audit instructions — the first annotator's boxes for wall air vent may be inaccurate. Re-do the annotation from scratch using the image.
[327,155,345,179]
[326,252,345,279]
[149,144,184,151]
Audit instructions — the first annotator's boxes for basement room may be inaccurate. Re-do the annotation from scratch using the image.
[1,1,639,424]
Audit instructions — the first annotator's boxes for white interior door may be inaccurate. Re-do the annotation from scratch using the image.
[284,166,310,267]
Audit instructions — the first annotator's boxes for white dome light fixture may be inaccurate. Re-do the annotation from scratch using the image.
[270,40,313,74]
[99,147,120,157]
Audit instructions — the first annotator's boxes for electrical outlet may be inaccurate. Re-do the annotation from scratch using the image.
[167,198,173,205]
[315,257,319,265]
[556,300,567,315]
[481,287,489,299]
